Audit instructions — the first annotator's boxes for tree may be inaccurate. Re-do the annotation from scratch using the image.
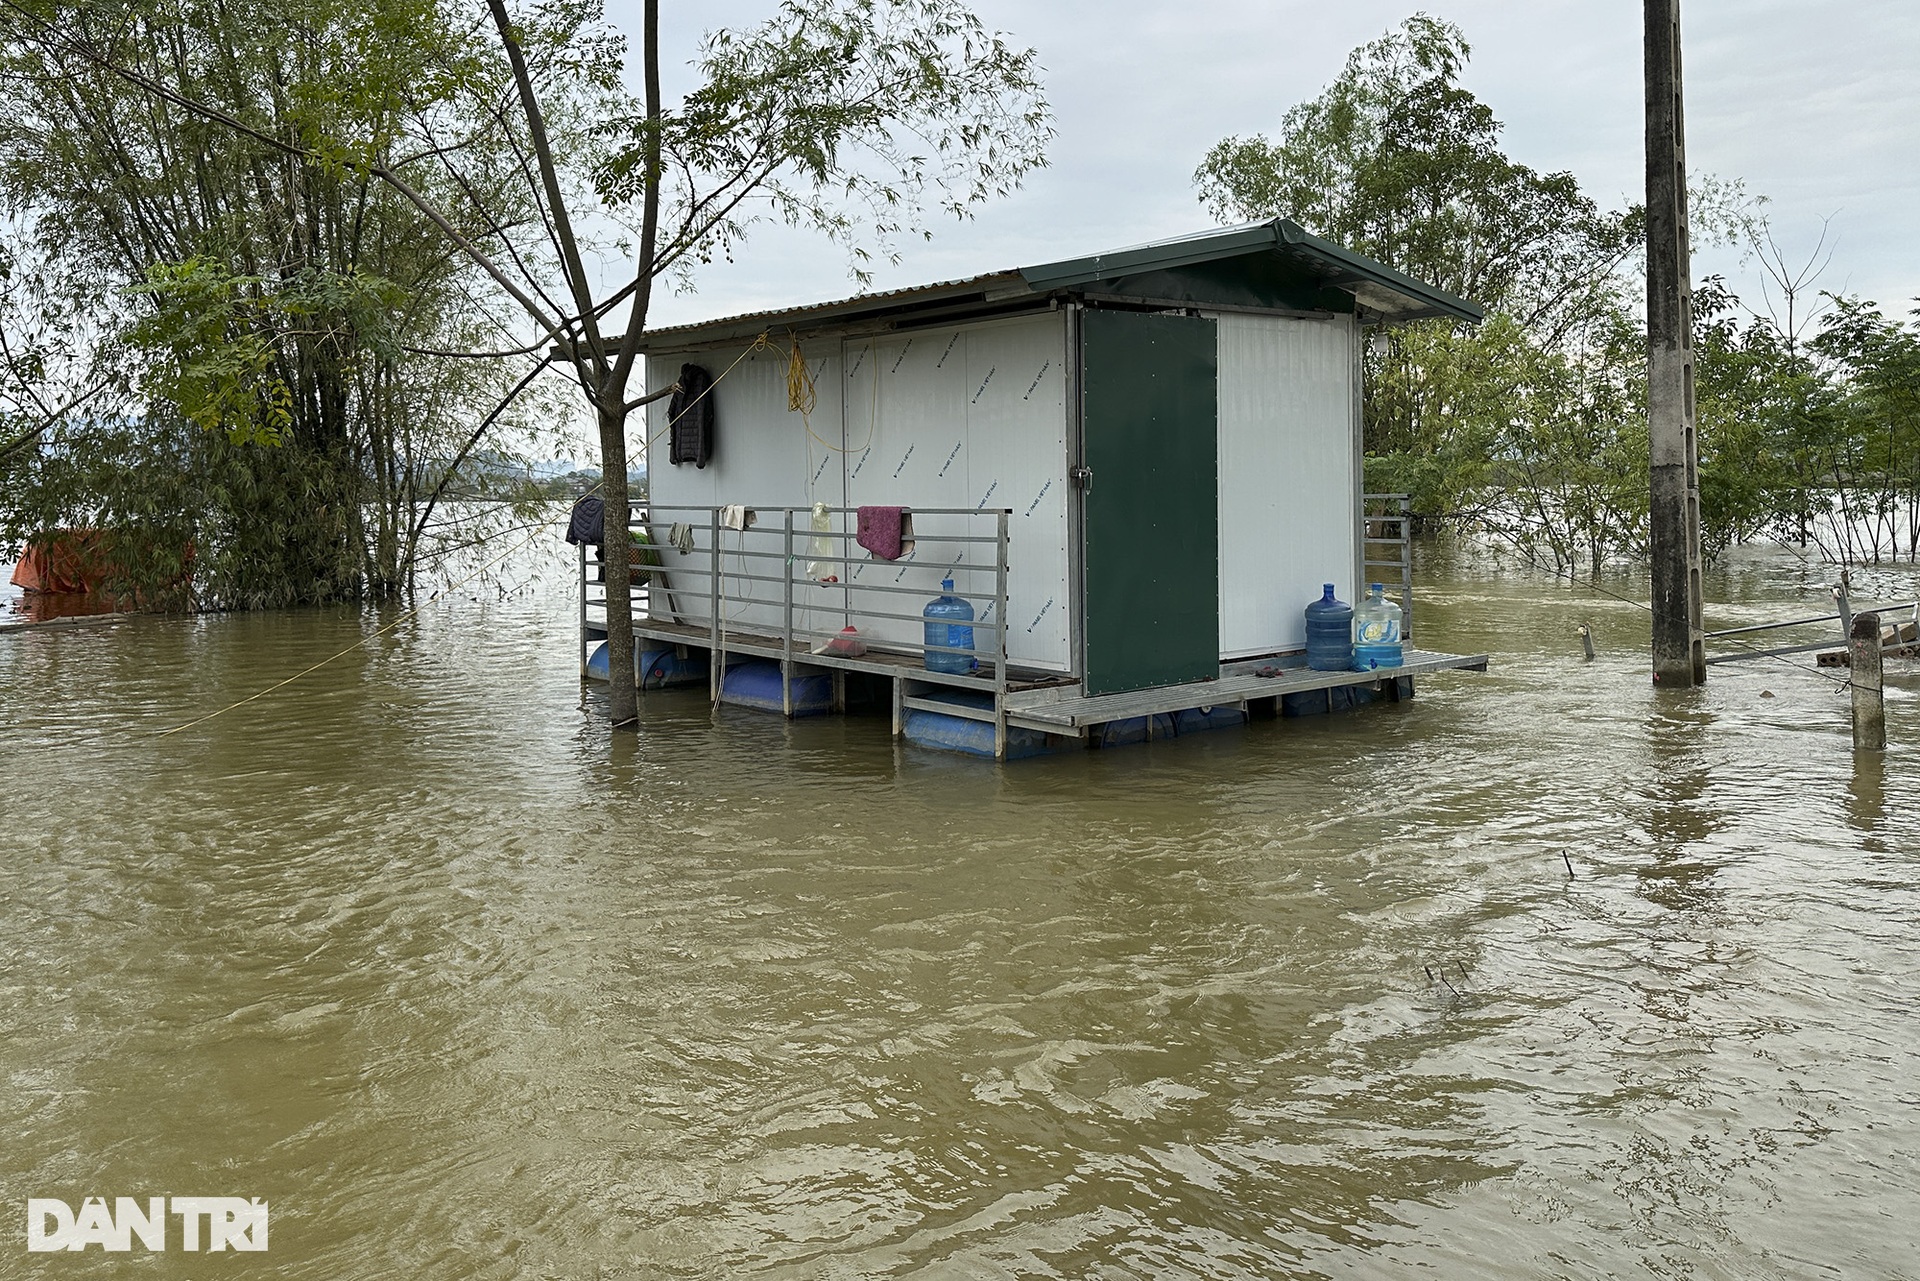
[1694,261,1920,566]
[1194,15,1634,340]
[1809,296,1920,561]
[0,0,570,606]
[1193,14,1642,573]
[5,0,1051,725]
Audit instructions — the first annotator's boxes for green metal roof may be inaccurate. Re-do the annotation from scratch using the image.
[1021,218,1484,323]
[635,217,1481,350]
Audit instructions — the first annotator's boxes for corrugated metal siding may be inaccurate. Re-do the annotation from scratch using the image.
[843,312,1071,670]
[1214,312,1359,658]
[643,342,847,638]
[642,314,1070,672]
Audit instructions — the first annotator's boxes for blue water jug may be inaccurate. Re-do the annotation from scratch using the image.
[1352,582,1404,670]
[1304,583,1353,671]
[923,577,976,673]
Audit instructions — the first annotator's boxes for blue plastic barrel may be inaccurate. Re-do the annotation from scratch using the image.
[1304,583,1353,671]
[923,577,976,674]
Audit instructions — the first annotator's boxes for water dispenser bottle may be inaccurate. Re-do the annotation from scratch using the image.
[923,577,976,674]
[1304,583,1353,671]
[1351,583,1404,670]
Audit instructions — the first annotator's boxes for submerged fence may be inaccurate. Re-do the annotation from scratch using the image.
[1703,578,1920,666]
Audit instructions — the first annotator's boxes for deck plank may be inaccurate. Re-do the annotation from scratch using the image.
[620,615,1070,692]
[1003,650,1488,730]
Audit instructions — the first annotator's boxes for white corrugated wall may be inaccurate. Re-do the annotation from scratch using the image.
[1213,311,1360,658]
[641,311,1071,671]
[641,341,846,639]
[843,312,1071,671]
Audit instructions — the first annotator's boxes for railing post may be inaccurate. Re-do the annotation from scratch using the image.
[994,508,1010,760]
[578,541,589,679]
[782,508,795,717]
[709,508,722,706]
[1398,494,1414,642]
[1833,573,1853,649]
[1851,611,1886,751]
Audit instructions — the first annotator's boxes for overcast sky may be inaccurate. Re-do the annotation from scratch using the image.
[607,0,1917,333]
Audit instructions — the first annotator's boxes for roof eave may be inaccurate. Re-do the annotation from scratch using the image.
[1018,218,1483,325]
[1016,224,1284,290]
[1273,222,1484,324]
[629,271,1035,352]
[625,216,1482,351]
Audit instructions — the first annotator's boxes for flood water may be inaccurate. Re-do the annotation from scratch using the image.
[1,540,1915,1278]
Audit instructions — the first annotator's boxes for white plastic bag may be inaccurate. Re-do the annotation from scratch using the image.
[805,501,838,582]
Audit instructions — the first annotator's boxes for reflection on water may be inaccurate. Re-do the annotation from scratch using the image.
[1846,751,1888,846]
[0,538,1916,1278]
[1635,694,1723,914]
[3,558,125,628]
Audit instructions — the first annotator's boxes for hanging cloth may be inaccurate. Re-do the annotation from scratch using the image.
[667,363,715,467]
[856,506,914,561]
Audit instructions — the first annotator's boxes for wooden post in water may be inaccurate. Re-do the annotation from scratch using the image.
[1850,612,1886,751]
[1645,0,1706,687]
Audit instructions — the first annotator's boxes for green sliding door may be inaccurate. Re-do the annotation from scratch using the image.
[1080,308,1219,696]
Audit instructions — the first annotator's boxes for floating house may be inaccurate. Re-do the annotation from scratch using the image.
[580,218,1489,757]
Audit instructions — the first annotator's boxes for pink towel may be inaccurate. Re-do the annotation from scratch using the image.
[856,506,914,560]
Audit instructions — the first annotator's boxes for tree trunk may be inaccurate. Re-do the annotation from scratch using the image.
[598,402,638,725]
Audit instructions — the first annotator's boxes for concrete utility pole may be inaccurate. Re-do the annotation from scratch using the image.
[1645,0,1707,686]
[1850,613,1887,751]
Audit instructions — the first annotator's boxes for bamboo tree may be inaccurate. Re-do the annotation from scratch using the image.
[4,0,1050,725]
[1,0,564,605]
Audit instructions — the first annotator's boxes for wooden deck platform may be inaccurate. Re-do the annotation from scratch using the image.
[1000,649,1489,731]
[605,615,1076,694]
[594,613,1487,740]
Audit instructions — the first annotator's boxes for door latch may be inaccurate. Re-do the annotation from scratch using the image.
[1070,464,1093,492]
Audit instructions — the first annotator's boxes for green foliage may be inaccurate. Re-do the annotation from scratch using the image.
[11,412,364,609]
[0,0,574,605]
[1194,15,1634,336]
[1695,281,1920,563]
[1199,13,1920,576]
[1812,296,1920,561]
[1198,15,1646,578]
[126,258,404,447]
[1365,310,1649,577]
[2,0,1049,627]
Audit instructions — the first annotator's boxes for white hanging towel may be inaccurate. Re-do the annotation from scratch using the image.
[719,504,756,531]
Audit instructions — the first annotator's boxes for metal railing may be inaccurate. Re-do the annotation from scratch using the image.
[1703,578,1920,666]
[581,504,1013,724]
[1362,492,1415,639]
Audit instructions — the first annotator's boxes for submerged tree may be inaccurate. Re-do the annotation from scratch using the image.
[0,0,579,606]
[1812,297,1920,561]
[1695,278,1920,565]
[5,0,1051,724]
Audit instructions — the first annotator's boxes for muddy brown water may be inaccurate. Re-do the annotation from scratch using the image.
[1,541,1915,1278]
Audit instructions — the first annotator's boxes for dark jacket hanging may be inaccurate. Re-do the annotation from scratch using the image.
[667,363,715,468]
[564,495,606,546]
